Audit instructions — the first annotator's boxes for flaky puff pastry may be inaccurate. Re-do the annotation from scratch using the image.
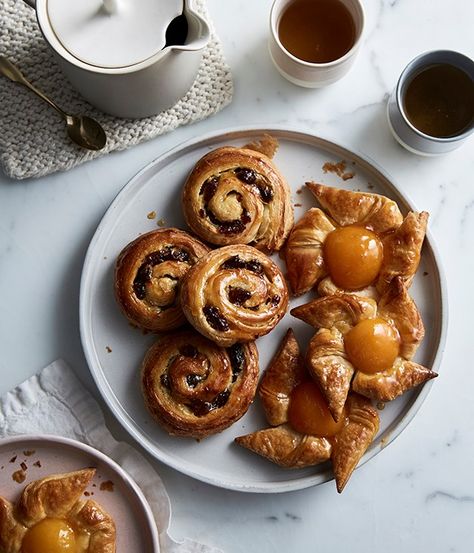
[0,469,115,553]
[141,330,259,438]
[235,330,379,492]
[182,137,293,254]
[114,228,209,332]
[180,245,289,346]
[292,278,436,412]
[285,182,428,297]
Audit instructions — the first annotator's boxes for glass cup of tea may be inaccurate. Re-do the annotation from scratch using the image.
[269,0,365,87]
[387,50,474,156]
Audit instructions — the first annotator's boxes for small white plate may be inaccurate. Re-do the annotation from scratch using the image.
[0,435,159,551]
[80,127,447,493]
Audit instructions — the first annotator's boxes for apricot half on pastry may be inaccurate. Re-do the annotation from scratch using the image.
[182,137,293,254]
[0,469,115,553]
[235,329,379,492]
[291,278,437,420]
[284,183,428,296]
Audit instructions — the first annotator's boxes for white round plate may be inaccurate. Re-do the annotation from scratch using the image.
[0,435,159,551]
[80,127,447,493]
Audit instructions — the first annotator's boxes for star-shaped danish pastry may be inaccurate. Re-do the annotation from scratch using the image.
[0,469,115,553]
[285,183,428,297]
[235,329,380,493]
[291,277,437,422]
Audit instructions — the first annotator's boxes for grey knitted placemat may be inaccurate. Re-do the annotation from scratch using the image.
[0,0,233,180]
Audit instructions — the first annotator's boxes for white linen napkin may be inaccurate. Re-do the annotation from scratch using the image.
[0,359,222,553]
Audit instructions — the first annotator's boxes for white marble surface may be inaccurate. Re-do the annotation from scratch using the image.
[1,0,473,551]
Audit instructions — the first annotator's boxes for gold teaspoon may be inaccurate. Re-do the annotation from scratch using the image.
[0,56,107,151]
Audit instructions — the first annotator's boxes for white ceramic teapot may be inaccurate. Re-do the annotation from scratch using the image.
[22,0,210,118]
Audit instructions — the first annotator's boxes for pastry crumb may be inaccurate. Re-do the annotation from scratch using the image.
[367,183,374,190]
[12,469,26,483]
[294,203,302,207]
[423,271,429,276]
[106,346,112,353]
[33,461,42,468]
[9,456,17,463]
[20,462,27,471]
[147,211,156,220]
[322,160,355,181]
[156,218,166,227]
[376,402,385,410]
[23,450,35,457]
[100,480,114,492]
[296,187,303,195]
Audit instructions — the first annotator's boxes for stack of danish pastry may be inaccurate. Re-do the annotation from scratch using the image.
[113,135,435,491]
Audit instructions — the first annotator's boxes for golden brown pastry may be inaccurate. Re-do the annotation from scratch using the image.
[141,330,259,438]
[258,329,306,426]
[0,469,115,553]
[235,331,379,492]
[284,182,428,297]
[180,245,289,346]
[182,141,293,253]
[284,208,335,295]
[376,211,429,295]
[235,424,332,469]
[331,393,380,493]
[292,278,436,406]
[114,228,209,332]
[306,182,403,234]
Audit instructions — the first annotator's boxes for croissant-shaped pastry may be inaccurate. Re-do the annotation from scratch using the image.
[306,182,403,234]
[235,424,332,468]
[180,245,289,346]
[293,278,436,406]
[305,328,355,423]
[331,393,380,493]
[352,357,437,402]
[376,211,429,295]
[182,142,293,253]
[114,228,209,332]
[258,328,306,426]
[284,208,335,295]
[141,330,259,438]
[285,183,428,296]
[0,469,115,553]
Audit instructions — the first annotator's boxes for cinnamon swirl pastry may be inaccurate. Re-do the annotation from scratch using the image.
[141,330,259,438]
[0,469,115,553]
[114,228,209,332]
[180,245,289,346]
[182,142,293,253]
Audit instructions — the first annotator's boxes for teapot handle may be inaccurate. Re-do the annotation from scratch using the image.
[22,0,36,7]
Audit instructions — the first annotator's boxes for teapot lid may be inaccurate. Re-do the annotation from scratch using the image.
[46,0,183,68]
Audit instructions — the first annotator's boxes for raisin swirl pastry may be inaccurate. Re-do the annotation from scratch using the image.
[0,469,115,553]
[114,228,209,332]
[182,143,293,253]
[180,245,289,346]
[141,330,259,438]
